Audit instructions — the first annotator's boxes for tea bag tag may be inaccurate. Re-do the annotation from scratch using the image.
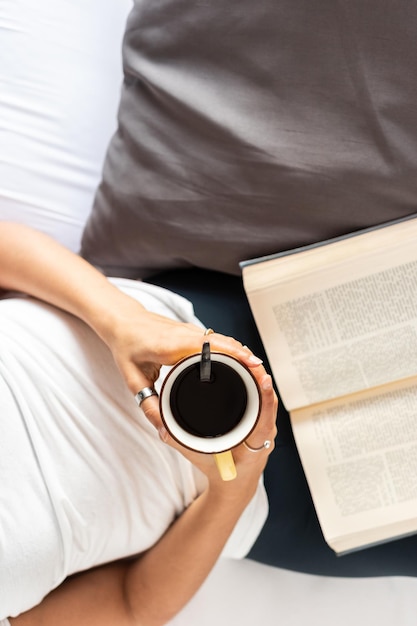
[200,341,212,382]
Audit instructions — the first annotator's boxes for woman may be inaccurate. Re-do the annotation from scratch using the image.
[0,222,276,625]
[2,223,417,626]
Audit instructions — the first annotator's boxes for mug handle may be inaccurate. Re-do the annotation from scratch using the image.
[214,450,237,481]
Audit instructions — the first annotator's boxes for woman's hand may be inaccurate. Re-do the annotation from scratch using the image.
[156,361,278,496]
[89,282,277,489]
[2,223,277,626]
[0,222,274,463]
[12,365,277,626]
[93,289,266,431]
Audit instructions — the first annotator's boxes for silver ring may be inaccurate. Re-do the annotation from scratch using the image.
[204,328,215,335]
[135,387,158,407]
[243,440,271,453]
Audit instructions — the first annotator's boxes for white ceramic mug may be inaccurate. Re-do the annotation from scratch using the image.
[159,350,261,481]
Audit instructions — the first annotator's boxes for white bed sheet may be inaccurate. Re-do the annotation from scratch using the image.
[0,1,415,623]
[170,559,417,626]
[0,0,129,253]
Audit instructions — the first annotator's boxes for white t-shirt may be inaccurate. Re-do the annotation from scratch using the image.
[0,279,268,619]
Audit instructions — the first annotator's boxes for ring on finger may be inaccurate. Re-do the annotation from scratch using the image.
[243,439,271,453]
[204,328,215,336]
[135,387,159,407]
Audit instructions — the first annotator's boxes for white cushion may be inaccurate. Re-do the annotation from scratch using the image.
[0,0,131,252]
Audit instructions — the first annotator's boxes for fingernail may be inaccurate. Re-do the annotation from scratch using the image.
[159,426,168,442]
[248,354,263,365]
[261,375,272,390]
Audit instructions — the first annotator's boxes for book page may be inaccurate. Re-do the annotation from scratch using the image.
[291,377,417,553]
[242,215,417,292]
[243,228,417,411]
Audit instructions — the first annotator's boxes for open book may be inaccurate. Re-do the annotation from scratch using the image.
[241,214,417,554]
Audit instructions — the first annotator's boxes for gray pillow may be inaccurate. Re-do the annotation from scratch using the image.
[81,0,417,278]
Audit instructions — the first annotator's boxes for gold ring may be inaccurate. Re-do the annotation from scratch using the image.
[204,328,215,335]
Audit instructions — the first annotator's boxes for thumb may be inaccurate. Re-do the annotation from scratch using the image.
[124,363,162,430]
[136,393,163,431]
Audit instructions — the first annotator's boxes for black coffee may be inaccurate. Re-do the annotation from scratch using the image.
[170,362,248,437]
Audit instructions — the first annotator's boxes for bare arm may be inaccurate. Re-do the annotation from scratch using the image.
[12,489,246,626]
[12,490,244,626]
[12,379,276,626]
[0,222,263,427]
[0,222,133,331]
[2,222,277,624]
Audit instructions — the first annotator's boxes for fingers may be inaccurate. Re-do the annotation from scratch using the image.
[122,359,161,393]
[127,319,271,443]
[153,372,278,465]
[242,374,278,454]
[201,332,264,369]
[139,394,163,430]
[142,369,278,485]
[145,318,264,371]
[131,364,163,430]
